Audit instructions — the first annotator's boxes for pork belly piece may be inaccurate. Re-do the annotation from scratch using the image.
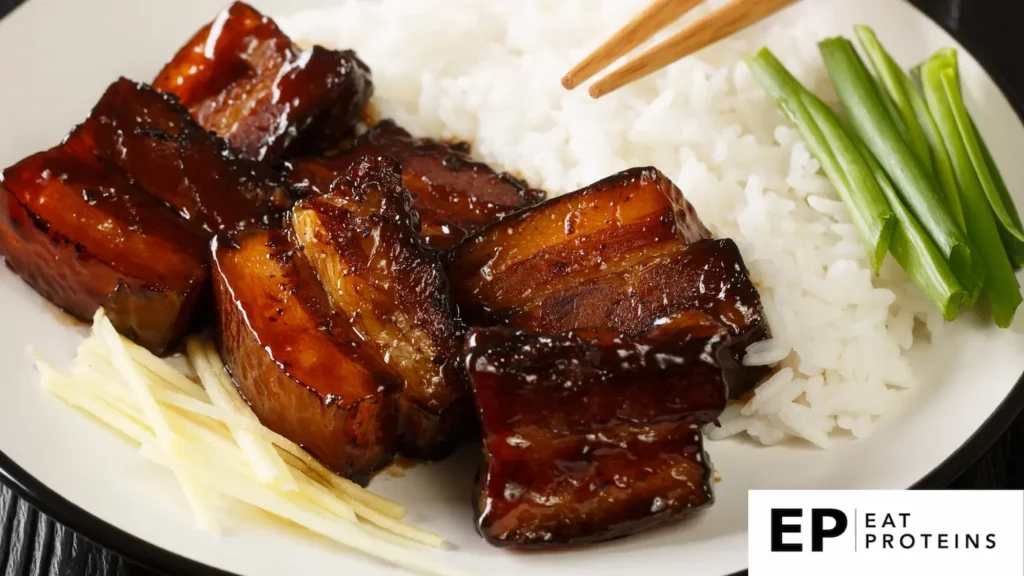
[509,239,768,396]
[0,141,208,354]
[212,228,401,481]
[291,155,470,458]
[0,77,295,354]
[85,78,293,234]
[153,1,373,162]
[447,166,768,397]
[295,120,544,250]
[447,166,711,322]
[466,314,730,548]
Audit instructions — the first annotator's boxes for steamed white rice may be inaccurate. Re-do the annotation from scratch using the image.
[279,0,944,449]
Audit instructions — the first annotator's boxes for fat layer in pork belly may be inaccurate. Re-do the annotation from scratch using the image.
[0,78,292,354]
[297,120,544,250]
[212,228,401,481]
[154,1,373,162]
[290,155,472,459]
[447,165,769,398]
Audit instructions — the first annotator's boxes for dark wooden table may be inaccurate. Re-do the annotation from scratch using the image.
[1,0,1022,575]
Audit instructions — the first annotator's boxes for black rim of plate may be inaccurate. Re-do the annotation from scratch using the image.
[1,6,1023,576]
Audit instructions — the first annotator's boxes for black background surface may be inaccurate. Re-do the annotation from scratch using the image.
[0,0,1021,575]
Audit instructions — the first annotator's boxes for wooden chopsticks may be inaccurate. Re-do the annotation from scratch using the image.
[563,0,799,99]
[561,0,704,90]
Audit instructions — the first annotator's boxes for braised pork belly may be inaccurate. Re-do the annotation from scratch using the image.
[212,228,401,480]
[299,120,544,250]
[465,313,729,547]
[290,155,471,458]
[154,1,373,161]
[0,142,208,354]
[447,166,769,398]
[1,0,779,541]
[87,78,292,234]
[0,78,291,354]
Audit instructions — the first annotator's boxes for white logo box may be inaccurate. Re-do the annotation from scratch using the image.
[749,490,1024,575]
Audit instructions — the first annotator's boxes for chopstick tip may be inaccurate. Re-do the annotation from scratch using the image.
[561,74,577,90]
[587,83,607,99]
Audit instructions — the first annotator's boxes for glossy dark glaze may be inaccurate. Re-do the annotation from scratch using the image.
[465,316,728,548]
[510,239,769,397]
[297,120,545,250]
[86,79,292,234]
[0,89,216,354]
[291,155,470,458]
[212,229,401,481]
[447,166,768,397]
[0,77,299,354]
[153,1,373,162]
[447,167,710,320]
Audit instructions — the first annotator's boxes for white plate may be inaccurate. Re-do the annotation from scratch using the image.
[1,1,1022,575]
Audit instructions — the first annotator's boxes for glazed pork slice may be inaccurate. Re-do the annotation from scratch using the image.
[447,166,769,397]
[465,314,730,548]
[291,155,470,458]
[0,77,295,354]
[295,120,544,250]
[154,1,373,162]
[446,166,712,325]
[0,140,208,354]
[212,228,401,481]
[86,78,293,234]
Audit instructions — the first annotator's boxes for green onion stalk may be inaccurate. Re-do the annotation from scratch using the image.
[853,25,965,232]
[746,48,894,274]
[974,125,1024,268]
[851,127,967,319]
[818,37,984,303]
[920,48,1021,327]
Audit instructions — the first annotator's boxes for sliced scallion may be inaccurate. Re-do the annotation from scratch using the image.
[947,82,1024,268]
[854,25,965,231]
[974,122,1024,268]
[747,48,894,274]
[818,37,984,301]
[850,123,966,319]
[854,26,931,171]
[921,49,1021,327]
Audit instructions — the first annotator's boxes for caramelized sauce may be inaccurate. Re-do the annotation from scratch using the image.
[153,1,373,162]
[290,155,471,459]
[382,455,421,478]
[45,300,88,328]
[447,166,769,398]
[85,78,292,234]
[466,320,730,548]
[300,120,545,250]
[212,227,401,480]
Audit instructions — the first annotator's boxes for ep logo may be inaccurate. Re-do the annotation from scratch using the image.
[751,491,1024,576]
[771,508,848,552]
